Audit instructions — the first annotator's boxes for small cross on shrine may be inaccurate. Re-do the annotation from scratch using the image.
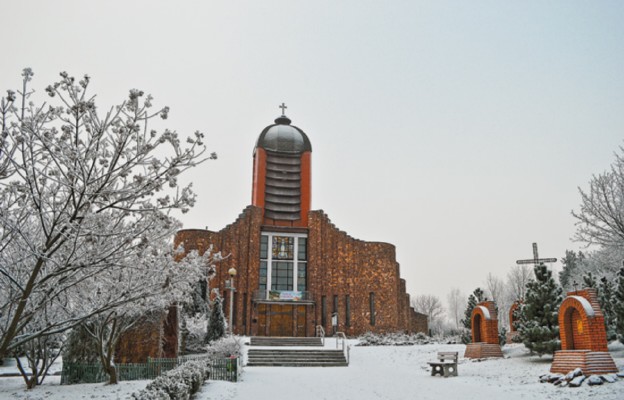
[516,242,557,266]
[279,102,287,116]
[572,280,579,294]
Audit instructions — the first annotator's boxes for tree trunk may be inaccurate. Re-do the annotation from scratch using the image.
[107,364,118,385]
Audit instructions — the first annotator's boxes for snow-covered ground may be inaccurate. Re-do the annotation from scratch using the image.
[1,340,623,400]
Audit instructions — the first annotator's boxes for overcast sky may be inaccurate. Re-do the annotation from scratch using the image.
[2,1,624,305]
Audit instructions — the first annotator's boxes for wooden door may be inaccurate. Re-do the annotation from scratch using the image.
[269,304,293,337]
[295,305,306,337]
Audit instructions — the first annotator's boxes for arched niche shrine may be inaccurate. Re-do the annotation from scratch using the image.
[550,288,618,374]
[464,301,503,359]
[506,300,521,344]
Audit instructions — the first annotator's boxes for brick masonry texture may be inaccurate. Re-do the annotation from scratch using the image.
[558,288,608,352]
[174,206,428,337]
[470,301,499,345]
[550,288,618,374]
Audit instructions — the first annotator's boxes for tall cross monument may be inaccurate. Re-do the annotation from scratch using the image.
[516,242,557,266]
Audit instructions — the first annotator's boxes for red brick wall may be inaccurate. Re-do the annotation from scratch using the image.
[173,206,427,337]
[559,288,608,352]
[307,210,425,335]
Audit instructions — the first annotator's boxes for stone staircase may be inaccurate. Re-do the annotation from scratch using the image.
[250,337,323,347]
[247,337,348,367]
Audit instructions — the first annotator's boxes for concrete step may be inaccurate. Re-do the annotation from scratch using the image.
[250,337,323,347]
[247,361,348,367]
[247,348,347,367]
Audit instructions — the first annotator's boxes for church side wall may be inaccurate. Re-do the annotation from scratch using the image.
[307,210,403,336]
[175,206,263,337]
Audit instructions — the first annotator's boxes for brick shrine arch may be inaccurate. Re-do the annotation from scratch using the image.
[464,301,503,359]
[558,290,607,352]
[508,301,521,333]
[471,303,498,345]
[550,288,617,374]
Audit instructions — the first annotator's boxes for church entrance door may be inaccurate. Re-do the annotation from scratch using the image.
[257,304,308,337]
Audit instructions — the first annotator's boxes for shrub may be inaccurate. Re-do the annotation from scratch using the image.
[131,360,210,400]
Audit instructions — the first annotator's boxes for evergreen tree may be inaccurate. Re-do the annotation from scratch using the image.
[598,276,617,341]
[559,250,584,292]
[460,288,485,344]
[206,293,226,343]
[582,271,597,289]
[517,263,563,356]
[615,268,624,344]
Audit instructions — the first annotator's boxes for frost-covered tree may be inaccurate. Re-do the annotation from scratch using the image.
[411,294,445,335]
[559,250,585,292]
[516,263,563,356]
[572,145,624,247]
[598,276,617,341]
[506,264,533,301]
[446,288,465,330]
[74,240,213,384]
[206,292,226,343]
[0,69,213,363]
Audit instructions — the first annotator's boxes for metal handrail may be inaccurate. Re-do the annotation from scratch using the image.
[316,325,325,346]
[335,332,350,365]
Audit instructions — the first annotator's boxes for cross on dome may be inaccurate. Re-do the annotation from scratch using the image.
[279,102,287,116]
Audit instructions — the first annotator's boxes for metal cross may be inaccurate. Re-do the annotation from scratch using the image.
[279,102,287,115]
[572,280,579,294]
[516,242,557,266]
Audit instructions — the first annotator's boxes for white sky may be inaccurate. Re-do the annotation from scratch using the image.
[2,1,623,305]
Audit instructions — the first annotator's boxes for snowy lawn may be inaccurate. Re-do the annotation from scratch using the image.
[198,340,624,400]
[1,340,623,399]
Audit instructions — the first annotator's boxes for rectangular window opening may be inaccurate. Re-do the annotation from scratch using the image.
[369,292,375,326]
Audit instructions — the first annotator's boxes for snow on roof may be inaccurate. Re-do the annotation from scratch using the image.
[477,305,491,320]
[569,295,595,317]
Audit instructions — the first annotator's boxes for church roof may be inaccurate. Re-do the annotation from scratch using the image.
[255,115,312,154]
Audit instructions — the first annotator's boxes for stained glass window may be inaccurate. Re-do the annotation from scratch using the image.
[272,236,294,260]
[259,234,307,295]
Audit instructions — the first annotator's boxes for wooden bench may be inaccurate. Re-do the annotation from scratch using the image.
[427,352,458,377]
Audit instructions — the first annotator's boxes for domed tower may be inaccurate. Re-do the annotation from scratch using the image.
[252,104,312,227]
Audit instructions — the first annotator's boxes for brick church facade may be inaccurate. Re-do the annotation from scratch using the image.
[175,111,427,337]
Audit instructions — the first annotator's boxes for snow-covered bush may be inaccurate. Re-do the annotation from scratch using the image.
[356,332,433,346]
[206,336,242,358]
[131,360,210,400]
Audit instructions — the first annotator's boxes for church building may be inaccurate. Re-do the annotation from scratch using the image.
[175,107,427,337]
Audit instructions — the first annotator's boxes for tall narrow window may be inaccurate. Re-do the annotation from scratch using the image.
[232,292,238,327]
[345,295,351,327]
[369,292,375,326]
[297,238,307,291]
[243,293,248,331]
[321,296,327,327]
[259,236,268,293]
[333,295,338,313]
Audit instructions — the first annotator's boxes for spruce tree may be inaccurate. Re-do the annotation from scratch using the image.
[599,276,617,341]
[206,294,226,343]
[517,263,563,356]
[582,271,597,289]
[615,268,624,344]
[559,250,584,292]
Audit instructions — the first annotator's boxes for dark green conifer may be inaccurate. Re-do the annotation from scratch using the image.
[517,263,563,356]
